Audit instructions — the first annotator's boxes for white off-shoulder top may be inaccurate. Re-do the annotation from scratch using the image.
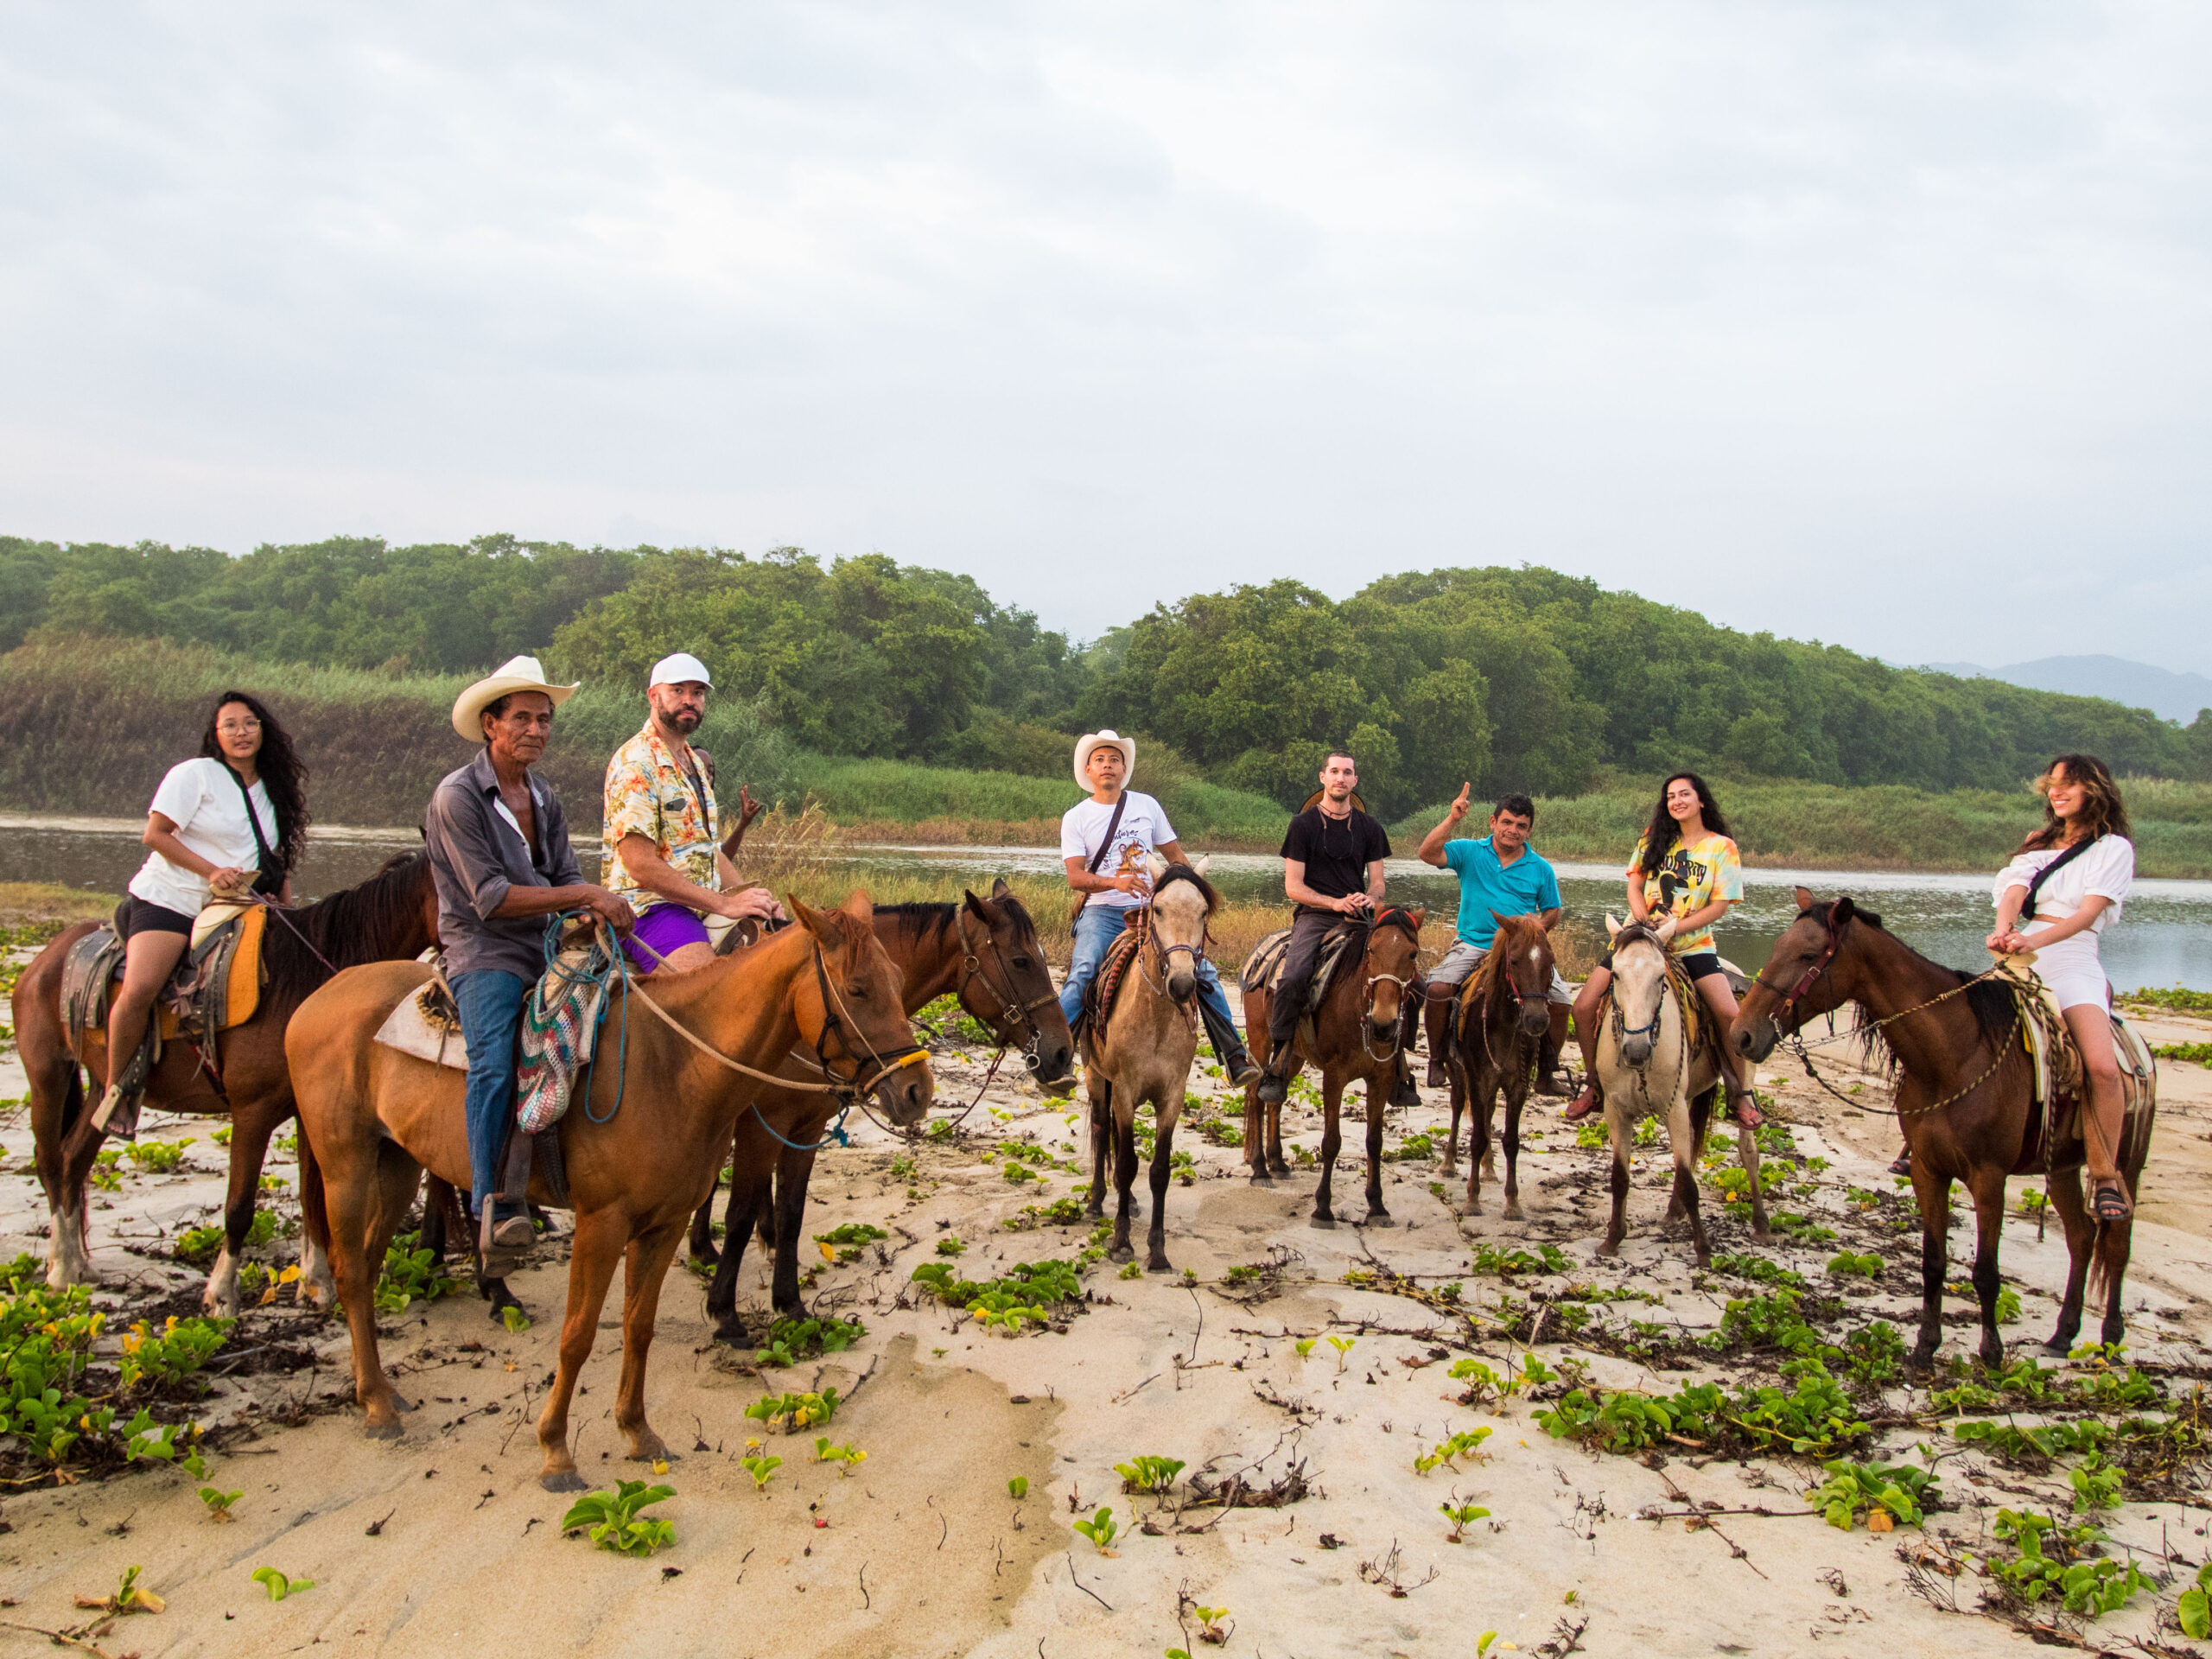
[1992,835,2135,933]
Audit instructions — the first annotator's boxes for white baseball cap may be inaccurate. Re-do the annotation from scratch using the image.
[648,652,714,690]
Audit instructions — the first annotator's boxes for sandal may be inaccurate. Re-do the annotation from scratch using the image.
[1887,1147,1912,1177]
[1562,1085,1599,1124]
[2091,1179,2133,1222]
[1731,1092,1762,1130]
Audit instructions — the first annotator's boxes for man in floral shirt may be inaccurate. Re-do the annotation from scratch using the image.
[602,652,784,973]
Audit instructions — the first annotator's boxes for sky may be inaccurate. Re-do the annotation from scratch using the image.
[3,3,2208,671]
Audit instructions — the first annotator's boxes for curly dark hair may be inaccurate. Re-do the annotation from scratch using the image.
[1637,772,1731,879]
[199,690,310,875]
[2018,753,2133,852]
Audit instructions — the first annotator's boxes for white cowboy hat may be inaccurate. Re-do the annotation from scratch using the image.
[451,654,581,741]
[649,652,713,690]
[1072,728,1136,789]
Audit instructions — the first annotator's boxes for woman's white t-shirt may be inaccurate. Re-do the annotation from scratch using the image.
[1992,835,2134,935]
[1059,791,1175,913]
[127,758,280,917]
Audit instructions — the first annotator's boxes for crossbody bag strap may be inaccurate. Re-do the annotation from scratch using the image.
[2020,834,2097,919]
[222,764,284,896]
[1071,793,1131,924]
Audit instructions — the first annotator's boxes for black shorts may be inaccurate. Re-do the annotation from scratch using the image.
[1598,946,1722,982]
[118,896,194,940]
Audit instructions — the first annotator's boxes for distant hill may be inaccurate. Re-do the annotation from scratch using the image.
[1924,656,2212,725]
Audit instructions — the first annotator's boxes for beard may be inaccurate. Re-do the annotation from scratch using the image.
[662,707,702,734]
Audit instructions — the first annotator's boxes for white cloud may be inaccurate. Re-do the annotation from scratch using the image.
[0,1,2206,671]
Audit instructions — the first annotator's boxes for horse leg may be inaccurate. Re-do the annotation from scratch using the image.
[2043,1168,2094,1355]
[767,1151,814,1318]
[537,1206,629,1491]
[1108,1096,1139,1262]
[690,1185,721,1266]
[1461,1061,1485,1217]
[1599,1107,1630,1257]
[1501,1065,1525,1223]
[206,1109,280,1318]
[31,1052,93,1289]
[1266,1087,1288,1179]
[1311,1077,1341,1226]
[1362,1075,1390,1224]
[1087,1077,1112,1220]
[1145,1107,1177,1273]
[1440,1058,1462,1179]
[420,1176,453,1262]
[707,1173,771,1344]
[1737,1109,1770,1243]
[1667,1095,1709,1266]
[612,1224,684,1464]
[295,1117,336,1312]
[2094,1218,2134,1351]
[1967,1165,2009,1368]
[1244,1001,1271,1185]
[330,1141,423,1437]
[1909,1161,1951,1374]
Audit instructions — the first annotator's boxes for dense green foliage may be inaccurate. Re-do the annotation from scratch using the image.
[6,536,2209,825]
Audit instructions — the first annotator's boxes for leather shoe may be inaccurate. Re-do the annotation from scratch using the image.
[1255,1072,1288,1105]
[1220,1049,1262,1089]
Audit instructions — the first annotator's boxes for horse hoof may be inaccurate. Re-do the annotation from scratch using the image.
[364,1415,404,1440]
[1107,1243,1135,1263]
[1268,1162,1291,1179]
[1363,1213,1395,1229]
[629,1446,675,1464]
[1503,1203,1522,1223]
[540,1470,590,1494]
[1751,1226,1772,1244]
[1249,1172,1274,1187]
[1309,1213,1336,1230]
[692,1244,721,1268]
[1147,1259,1173,1274]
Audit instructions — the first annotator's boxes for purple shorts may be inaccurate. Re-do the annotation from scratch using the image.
[623,903,713,973]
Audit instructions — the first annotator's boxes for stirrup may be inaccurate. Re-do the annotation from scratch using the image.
[2090,1179,2133,1223]
[91,1084,141,1141]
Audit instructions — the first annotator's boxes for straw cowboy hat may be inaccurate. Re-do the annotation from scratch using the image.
[451,654,581,741]
[1072,729,1136,789]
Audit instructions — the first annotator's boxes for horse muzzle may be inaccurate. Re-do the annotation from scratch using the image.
[1028,1032,1076,1084]
[875,1059,935,1127]
[1621,1035,1655,1068]
[1167,969,1196,1005]
[1731,1016,1778,1063]
[1518,1002,1548,1038]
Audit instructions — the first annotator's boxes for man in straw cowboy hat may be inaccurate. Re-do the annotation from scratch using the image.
[601,651,785,975]
[1060,729,1260,1086]
[423,654,633,1270]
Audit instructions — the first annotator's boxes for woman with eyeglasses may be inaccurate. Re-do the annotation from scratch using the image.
[94,690,310,1133]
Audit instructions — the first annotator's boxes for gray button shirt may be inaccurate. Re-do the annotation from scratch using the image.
[423,749,584,981]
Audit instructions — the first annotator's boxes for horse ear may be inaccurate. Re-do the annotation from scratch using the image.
[1834,897,1857,924]
[962,888,997,923]
[790,895,841,946]
[991,877,1012,898]
[1793,886,1816,913]
[1653,915,1678,944]
[1489,909,1512,932]
[1406,907,1425,928]
[841,888,873,922]
[1191,855,1210,875]
[1605,913,1621,940]
[1142,851,1167,878]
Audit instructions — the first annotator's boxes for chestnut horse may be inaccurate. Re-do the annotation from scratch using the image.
[685,884,1074,1340]
[1444,913,1554,1218]
[1731,890,2153,1368]
[289,891,931,1490]
[1083,860,1219,1271]
[1241,907,1423,1227]
[11,850,439,1313]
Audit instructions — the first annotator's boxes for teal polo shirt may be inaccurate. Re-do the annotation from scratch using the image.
[1442,836,1562,949]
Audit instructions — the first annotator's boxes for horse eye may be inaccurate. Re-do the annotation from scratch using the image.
[1013,957,1033,970]
[845,982,869,1000]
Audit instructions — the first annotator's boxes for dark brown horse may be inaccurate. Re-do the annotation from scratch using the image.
[687,884,1073,1339]
[12,851,440,1313]
[1242,907,1424,1226]
[1730,889,2153,1368]
[1443,913,1554,1218]
[289,891,931,1487]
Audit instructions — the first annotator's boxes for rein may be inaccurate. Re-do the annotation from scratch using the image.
[240,892,342,977]
[1355,909,1421,1065]
[953,908,1059,1076]
[1599,936,1689,1120]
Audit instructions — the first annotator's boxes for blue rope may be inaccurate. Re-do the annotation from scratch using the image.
[747,1099,852,1153]
[531,913,629,1125]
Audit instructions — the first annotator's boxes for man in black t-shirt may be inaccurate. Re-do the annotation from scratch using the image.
[1256,750,1402,1105]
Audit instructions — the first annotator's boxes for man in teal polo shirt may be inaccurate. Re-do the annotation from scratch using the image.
[1415,786,1573,1090]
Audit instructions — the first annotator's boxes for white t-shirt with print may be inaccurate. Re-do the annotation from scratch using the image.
[1060,791,1175,912]
[127,757,280,916]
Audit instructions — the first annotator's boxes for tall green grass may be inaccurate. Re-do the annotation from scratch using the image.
[1390,775,2212,880]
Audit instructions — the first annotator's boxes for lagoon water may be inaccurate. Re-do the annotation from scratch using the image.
[7,817,2209,992]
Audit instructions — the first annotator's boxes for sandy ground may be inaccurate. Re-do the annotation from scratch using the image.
[2,992,2212,1658]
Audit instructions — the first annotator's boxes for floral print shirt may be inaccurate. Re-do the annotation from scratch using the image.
[601,723,721,915]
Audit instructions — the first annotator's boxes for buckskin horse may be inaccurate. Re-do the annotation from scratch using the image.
[11,850,440,1313]
[1443,912,1553,1218]
[1592,916,1768,1267]
[1731,889,2154,1368]
[289,890,931,1489]
[685,883,1073,1340]
[1241,906,1423,1227]
[1081,859,1218,1272]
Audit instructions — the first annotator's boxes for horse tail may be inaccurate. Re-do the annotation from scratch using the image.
[58,1059,86,1141]
[2086,1216,2121,1309]
[296,1117,331,1264]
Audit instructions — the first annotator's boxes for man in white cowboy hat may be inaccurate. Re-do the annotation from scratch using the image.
[1059,729,1260,1085]
[424,654,634,1272]
[601,651,785,975]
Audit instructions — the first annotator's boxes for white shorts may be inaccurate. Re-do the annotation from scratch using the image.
[2018,924,2113,1014]
[1429,938,1573,1005]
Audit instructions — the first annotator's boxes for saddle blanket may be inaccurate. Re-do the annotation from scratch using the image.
[1991,957,2156,1171]
[372,974,470,1071]
[1237,921,1363,1014]
[60,905,267,1049]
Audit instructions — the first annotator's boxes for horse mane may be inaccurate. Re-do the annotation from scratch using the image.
[261,849,433,1007]
[1467,913,1545,1009]
[1814,902,2015,1074]
[1153,863,1221,915]
[1370,906,1421,942]
[876,901,961,948]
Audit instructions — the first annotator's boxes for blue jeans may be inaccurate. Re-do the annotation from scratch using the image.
[452,969,529,1221]
[1059,902,1239,1042]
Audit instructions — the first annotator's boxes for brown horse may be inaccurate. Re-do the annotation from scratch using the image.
[11,851,440,1313]
[685,884,1074,1340]
[1242,907,1423,1226]
[1083,860,1218,1271]
[1730,890,2152,1368]
[289,890,931,1487]
[1444,913,1554,1217]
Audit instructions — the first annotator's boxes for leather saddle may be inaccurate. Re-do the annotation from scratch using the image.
[1237,921,1363,1014]
[60,908,268,1110]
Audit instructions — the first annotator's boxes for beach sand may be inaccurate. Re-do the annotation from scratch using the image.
[2,992,2210,1658]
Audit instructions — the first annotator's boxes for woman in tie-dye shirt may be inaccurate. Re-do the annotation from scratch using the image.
[1565,772,1758,1128]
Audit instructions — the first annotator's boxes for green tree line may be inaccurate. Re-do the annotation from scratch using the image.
[5,534,2206,818]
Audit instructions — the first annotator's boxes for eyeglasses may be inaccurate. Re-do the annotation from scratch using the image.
[216,719,262,734]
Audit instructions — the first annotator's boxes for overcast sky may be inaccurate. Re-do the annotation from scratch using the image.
[3,3,2207,671]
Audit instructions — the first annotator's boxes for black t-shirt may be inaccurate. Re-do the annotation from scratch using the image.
[1281,806,1391,912]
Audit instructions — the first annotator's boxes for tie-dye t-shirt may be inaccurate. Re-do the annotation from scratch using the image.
[1624,832,1743,956]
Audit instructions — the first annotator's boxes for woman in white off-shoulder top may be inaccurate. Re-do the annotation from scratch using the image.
[1987,753,2137,1220]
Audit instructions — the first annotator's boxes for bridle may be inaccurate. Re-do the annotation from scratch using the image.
[1751,901,1850,1033]
[1600,925,1688,1116]
[952,907,1060,1076]
[1357,906,1421,1063]
[1467,927,1554,1076]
